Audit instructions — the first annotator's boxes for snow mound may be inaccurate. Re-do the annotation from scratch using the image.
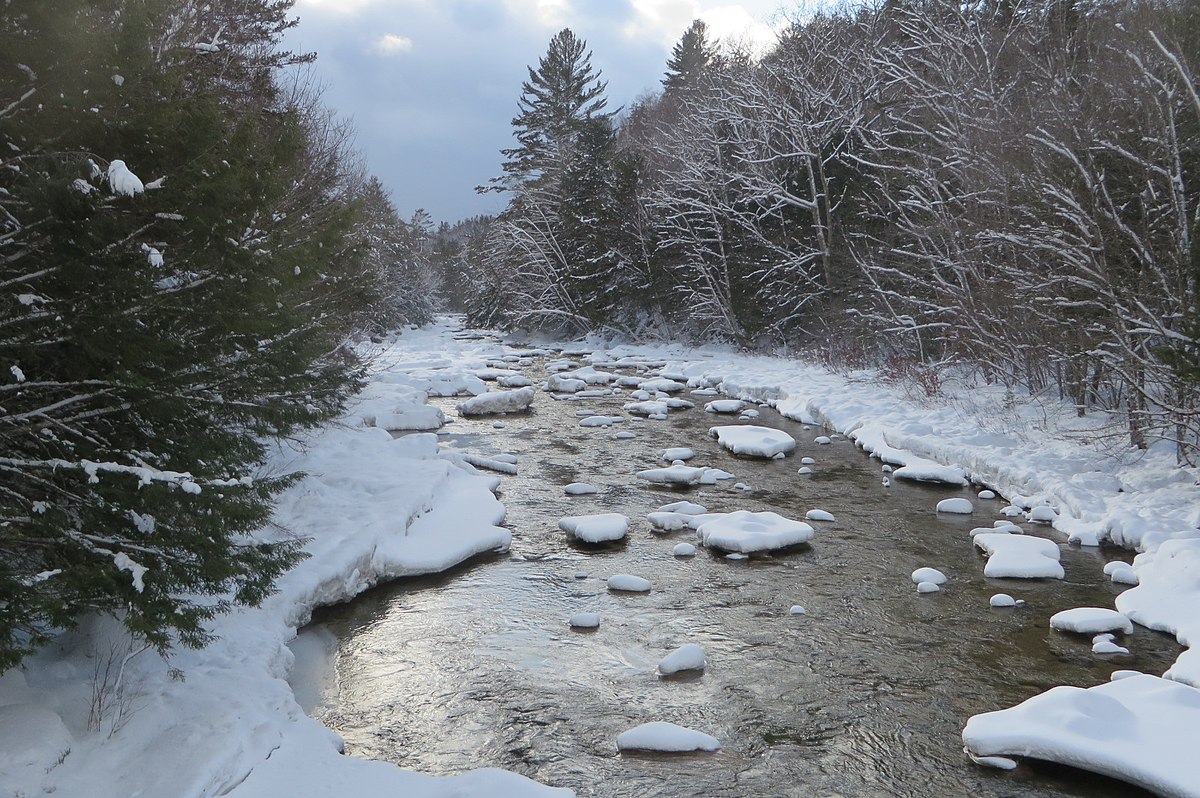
[657,501,707,515]
[370,404,445,432]
[697,510,814,554]
[963,674,1200,798]
[911,567,947,585]
[638,378,686,393]
[498,374,532,388]
[457,387,536,416]
[709,425,796,458]
[659,447,695,461]
[658,643,706,675]
[806,509,835,522]
[789,605,807,615]
[608,574,652,592]
[1049,608,1134,635]
[797,466,813,476]
[637,463,706,486]
[0,702,73,773]
[1027,505,1059,523]
[1104,561,1138,585]
[647,512,692,532]
[814,435,832,445]
[978,490,997,500]
[564,483,598,495]
[547,375,586,393]
[800,457,816,465]
[704,399,745,414]
[624,400,669,416]
[579,415,624,428]
[936,498,974,514]
[973,533,1064,579]
[559,513,629,543]
[893,462,969,486]
[990,594,1017,608]
[617,722,720,753]
[917,581,941,594]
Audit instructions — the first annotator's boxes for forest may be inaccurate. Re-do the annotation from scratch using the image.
[446,0,1200,468]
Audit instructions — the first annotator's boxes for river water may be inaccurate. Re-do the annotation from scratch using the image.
[295,349,1180,798]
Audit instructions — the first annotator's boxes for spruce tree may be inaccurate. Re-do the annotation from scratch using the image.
[663,19,718,93]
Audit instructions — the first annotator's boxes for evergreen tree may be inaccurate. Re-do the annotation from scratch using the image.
[0,0,377,670]
[663,19,718,93]
[494,28,613,190]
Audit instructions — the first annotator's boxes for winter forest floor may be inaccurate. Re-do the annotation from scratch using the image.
[1,316,1197,798]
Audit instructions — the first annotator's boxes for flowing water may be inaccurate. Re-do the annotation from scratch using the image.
[295,350,1180,798]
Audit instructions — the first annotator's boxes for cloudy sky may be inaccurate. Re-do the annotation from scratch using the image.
[285,0,799,224]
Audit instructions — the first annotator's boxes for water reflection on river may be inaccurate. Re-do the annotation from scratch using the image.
[299,352,1178,798]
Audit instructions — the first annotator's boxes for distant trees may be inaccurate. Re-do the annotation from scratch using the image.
[0,0,436,670]
[471,2,1200,462]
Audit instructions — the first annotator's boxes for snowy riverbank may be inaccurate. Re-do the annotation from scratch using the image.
[2,317,1197,797]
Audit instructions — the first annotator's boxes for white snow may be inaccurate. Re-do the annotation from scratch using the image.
[659,447,695,461]
[705,399,745,414]
[917,581,941,594]
[814,435,832,445]
[789,605,807,615]
[608,574,652,593]
[564,483,598,495]
[1093,640,1130,655]
[1049,608,1134,635]
[911,567,947,585]
[978,489,997,499]
[709,425,796,458]
[657,501,707,515]
[657,643,706,675]
[579,415,624,427]
[973,533,1065,579]
[638,377,686,393]
[369,404,445,432]
[558,513,629,543]
[568,613,600,629]
[936,498,974,514]
[1104,561,1139,585]
[805,509,835,522]
[696,510,814,553]
[457,386,536,416]
[800,457,815,465]
[963,674,1200,797]
[1027,504,1059,523]
[107,159,144,196]
[673,543,697,557]
[796,466,813,475]
[636,463,706,486]
[990,594,1018,608]
[616,722,720,753]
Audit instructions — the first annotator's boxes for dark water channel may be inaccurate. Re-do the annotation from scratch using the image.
[299,351,1180,798]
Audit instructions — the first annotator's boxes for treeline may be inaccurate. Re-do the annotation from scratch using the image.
[459,0,1200,462]
[0,0,439,669]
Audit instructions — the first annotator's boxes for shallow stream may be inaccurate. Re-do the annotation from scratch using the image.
[295,349,1180,798]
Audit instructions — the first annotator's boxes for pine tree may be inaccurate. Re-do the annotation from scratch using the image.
[663,19,718,93]
[495,28,613,190]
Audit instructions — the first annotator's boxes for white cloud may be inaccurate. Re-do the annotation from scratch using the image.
[372,33,414,55]
[622,1,783,53]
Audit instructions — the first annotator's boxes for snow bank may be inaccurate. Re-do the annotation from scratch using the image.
[963,674,1200,798]
[1049,608,1134,636]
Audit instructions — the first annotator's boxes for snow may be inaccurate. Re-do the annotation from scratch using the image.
[978,489,997,499]
[789,605,807,615]
[568,613,600,629]
[368,404,444,432]
[936,497,974,514]
[1027,504,1059,523]
[800,456,815,465]
[558,513,629,543]
[973,533,1065,579]
[911,567,947,585]
[638,377,686,393]
[673,543,697,557]
[1104,561,1139,585]
[814,435,832,445]
[657,501,707,515]
[1049,608,1134,635]
[705,399,745,414]
[796,466,813,475]
[579,415,624,427]
[1093,640,1130,655]
[659,447,695,461]
[457,387,536,416]
[805,509,835,522]
[990,594,1017,608]
[917,581,941,594]
[709,425,796,458]
[657,643,706,675]
[616,722,720,753]
[608,574,652,592]
[107,159,144,196]
[696,510,815,553]
[564,483,598,495]
[963,674,1200,798]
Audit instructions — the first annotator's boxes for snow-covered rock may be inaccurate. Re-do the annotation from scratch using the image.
[990,594,1017,608]
[697,510,814,554]
[936,498,974,514]
[370,404,445,432]
[457,387,536,416]
[607,574,652,593]
[917,581,941,594]
[973,534,1064,579]
[1104,561,1139,585]
[579,415,624,428]
[564,483,598,495]
[559,513,629,544]
[805,509,835,522]
[1049,607,1134,635]
[568,613,600,629]
[709,425,796,458]
[704,399,745,414]
[637,463,706,486]
[657,643,706,675]
[673,543,697,557]
[911,567,947,585]
[659,447,695,461]
[616,722,720,753]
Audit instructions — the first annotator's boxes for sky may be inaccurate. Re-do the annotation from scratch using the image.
[285,0,798,225]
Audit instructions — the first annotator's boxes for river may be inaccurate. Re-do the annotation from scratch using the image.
[293,347,1179,797]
